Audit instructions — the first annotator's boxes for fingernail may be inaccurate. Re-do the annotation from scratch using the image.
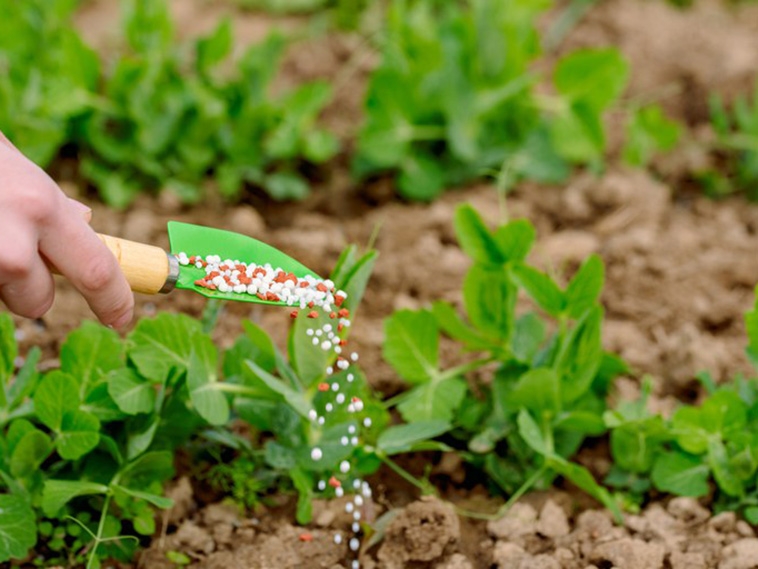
[112,310,133,331]
[68,198,92,220]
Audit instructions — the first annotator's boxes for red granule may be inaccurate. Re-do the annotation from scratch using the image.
[328,476,341,488]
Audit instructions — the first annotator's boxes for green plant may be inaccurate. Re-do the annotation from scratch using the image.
[354,0,550,200]
[79,0,339,207]
[622,103,682,167]
[704,86,758,200]
[0,308,287,565]
[548,48,629,167]
[198,244,419,522]
[602,292,758,521]
[381,203,625,517]
[0,0,100,166]
[354,0,630,200]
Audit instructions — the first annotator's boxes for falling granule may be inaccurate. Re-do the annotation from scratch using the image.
[311,447,323,461]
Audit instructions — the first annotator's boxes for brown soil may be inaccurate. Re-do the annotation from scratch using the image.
[8,0,758,568]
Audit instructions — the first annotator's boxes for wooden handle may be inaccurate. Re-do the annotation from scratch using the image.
[96,234,174,295]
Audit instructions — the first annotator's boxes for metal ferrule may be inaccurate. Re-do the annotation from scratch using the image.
[160,253,180,294]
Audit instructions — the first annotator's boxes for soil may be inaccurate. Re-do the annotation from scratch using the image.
[7,0,758,567]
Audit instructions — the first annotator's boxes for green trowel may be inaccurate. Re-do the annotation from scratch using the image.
[98,221,319,305]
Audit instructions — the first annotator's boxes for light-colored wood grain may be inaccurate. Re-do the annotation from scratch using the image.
[97,234,169,295]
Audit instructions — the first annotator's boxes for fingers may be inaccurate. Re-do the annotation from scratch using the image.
[0,136,133,329]
[40,211,134,329]
[67,198,93,223]
[0,220,55,319]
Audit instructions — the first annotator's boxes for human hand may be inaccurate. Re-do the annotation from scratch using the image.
[0,131,134,329]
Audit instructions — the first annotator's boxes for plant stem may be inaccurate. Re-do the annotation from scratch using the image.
[440,357,496,382]
[201,299,224,334]
[87,491,113,569]
[380,454,435,494]
[455,465,547,521]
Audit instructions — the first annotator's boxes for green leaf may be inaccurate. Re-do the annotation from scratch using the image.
[708,438,743,497]
[494,220,536,263]
[463,265,516,340]
[57,410,100,460]
[120,451,175,488]
[60,321,124,394]
[42,480,109,517]
[187,335,229,426]
[330,246,358,290]
[652,451,710,497]
[517,409,549,456]
[608,416,667,473]
[128,314,203,383]
[265,440,297,469]
[398,154,445,201]
[623,104,681,167]
[550,105,604,164]
[289,310,330,388]
[453,204,504,265]
[431,302,489,350]
[512,264,565,317]
[0,312,17,393]
[7,347,40,410]
[291,468,314,525]
[564,255,604,319]
[6,419,34,453]
[245,360,311,419]
[510,368,561,416]
[377,420,451,455]
[672,390,746,454]
[340,250,378,313]
[0,494,36,563]
[554,48,629,112]
[745,292,758,368]
[303,130,339,163]
[557,307,603,403]
[383,310,439,384]
[112,484,174,509]
[264,172,310,201]
[126,416,159,460]
[397,377,467,423]
[34,371,79,431]
[10,429,53,478]
[107,369,155,415]
[196,18,232,74]
[224,321,277,379]
[512,313,545,362]
[554,411,606,435]
[549,455,621,521]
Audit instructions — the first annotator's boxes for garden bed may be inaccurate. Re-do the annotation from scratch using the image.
[7,0,758,567]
